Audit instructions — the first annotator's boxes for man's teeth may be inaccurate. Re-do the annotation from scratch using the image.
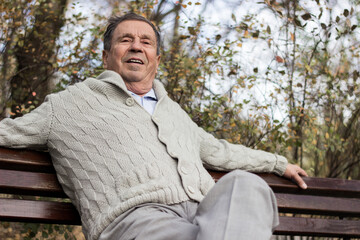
[128,59,143,64]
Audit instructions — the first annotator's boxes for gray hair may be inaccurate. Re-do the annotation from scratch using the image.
[103,13,161,55]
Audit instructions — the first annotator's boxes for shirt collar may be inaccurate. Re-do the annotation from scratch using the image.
[97,70,166,100]
[128,88,157,100]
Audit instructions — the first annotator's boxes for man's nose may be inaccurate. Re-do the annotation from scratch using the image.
[130,39,143,52]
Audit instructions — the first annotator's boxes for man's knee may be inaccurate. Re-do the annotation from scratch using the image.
[220,169,270,190]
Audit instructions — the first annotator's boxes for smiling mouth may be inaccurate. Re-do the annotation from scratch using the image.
[126,59,144,64]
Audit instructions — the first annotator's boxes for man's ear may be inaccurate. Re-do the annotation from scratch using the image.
[102,50,108,69]
[155,55,161,73]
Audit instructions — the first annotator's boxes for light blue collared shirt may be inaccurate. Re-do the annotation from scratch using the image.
[128,89,158,115]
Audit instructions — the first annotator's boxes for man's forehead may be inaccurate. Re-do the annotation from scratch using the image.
[114,20,156,38]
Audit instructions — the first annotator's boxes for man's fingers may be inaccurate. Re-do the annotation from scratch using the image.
[284,164,308,189]
[295,167,308,177]
[293,173,307,189]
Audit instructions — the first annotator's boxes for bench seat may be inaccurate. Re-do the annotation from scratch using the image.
[0,147,359,238]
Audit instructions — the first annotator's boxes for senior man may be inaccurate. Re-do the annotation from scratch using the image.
[0,13,307,240]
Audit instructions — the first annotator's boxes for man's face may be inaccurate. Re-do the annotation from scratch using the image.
[103,20,160,84]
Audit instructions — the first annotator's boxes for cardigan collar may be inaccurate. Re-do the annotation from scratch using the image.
[96,70,168,100]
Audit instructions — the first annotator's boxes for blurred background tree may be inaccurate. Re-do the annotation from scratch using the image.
[1,0,360,239]
[1,0,67,118]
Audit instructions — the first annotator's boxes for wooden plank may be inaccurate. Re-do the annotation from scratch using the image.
[259,173,360,198]
[275,216,360,237]
[1,147,359,198]
[0,198,81,225]
[0,169,66,198]
[276,193,360,217]
[3,167,359,218]
[209,171,360,198]
[1,198,359,237]
[0,147,54,173]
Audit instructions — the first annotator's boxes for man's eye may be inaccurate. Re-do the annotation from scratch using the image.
[121,39,131,42]
[142,40,151,45]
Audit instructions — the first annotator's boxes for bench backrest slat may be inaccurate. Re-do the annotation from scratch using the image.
[1,148,359,198]
[0,148,54,173]
[2,168,359,218]
[276,216,360,237]
[0,198,81,225]
[2,198,360,238]
[276,193,360,217]
[0,169,66,197]
[264,174,360,198]
[210,171,360,198]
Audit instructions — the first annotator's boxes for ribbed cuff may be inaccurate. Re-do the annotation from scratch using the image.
[273,155,288,176]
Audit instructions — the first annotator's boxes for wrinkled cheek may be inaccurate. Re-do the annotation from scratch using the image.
[149,64,158,75]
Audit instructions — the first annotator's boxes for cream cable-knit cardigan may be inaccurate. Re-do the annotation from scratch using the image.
[0,70,287,240]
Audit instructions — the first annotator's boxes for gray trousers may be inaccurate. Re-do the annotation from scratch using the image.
[99,170,279,240]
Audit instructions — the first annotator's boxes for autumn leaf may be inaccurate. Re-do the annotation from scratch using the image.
[275,56,284,63]
[290,32,295,41]
[244,30,249,38]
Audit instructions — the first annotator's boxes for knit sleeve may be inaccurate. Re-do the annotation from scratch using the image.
[0,97,52,149]
[197,127,288,176]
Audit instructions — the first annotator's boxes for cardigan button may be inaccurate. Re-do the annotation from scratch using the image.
[181,167,188,175]
[169,151,177,158]
[125,97,135,106]
[187,186,195,194]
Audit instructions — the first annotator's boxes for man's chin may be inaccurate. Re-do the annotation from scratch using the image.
[121,74,146,83]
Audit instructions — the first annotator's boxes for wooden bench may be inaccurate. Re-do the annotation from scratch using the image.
[0,147,359,238]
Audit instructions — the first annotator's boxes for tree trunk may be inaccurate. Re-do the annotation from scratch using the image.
[9,0,67,118]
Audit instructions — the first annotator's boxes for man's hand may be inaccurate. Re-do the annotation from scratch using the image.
[283,164,308,189]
